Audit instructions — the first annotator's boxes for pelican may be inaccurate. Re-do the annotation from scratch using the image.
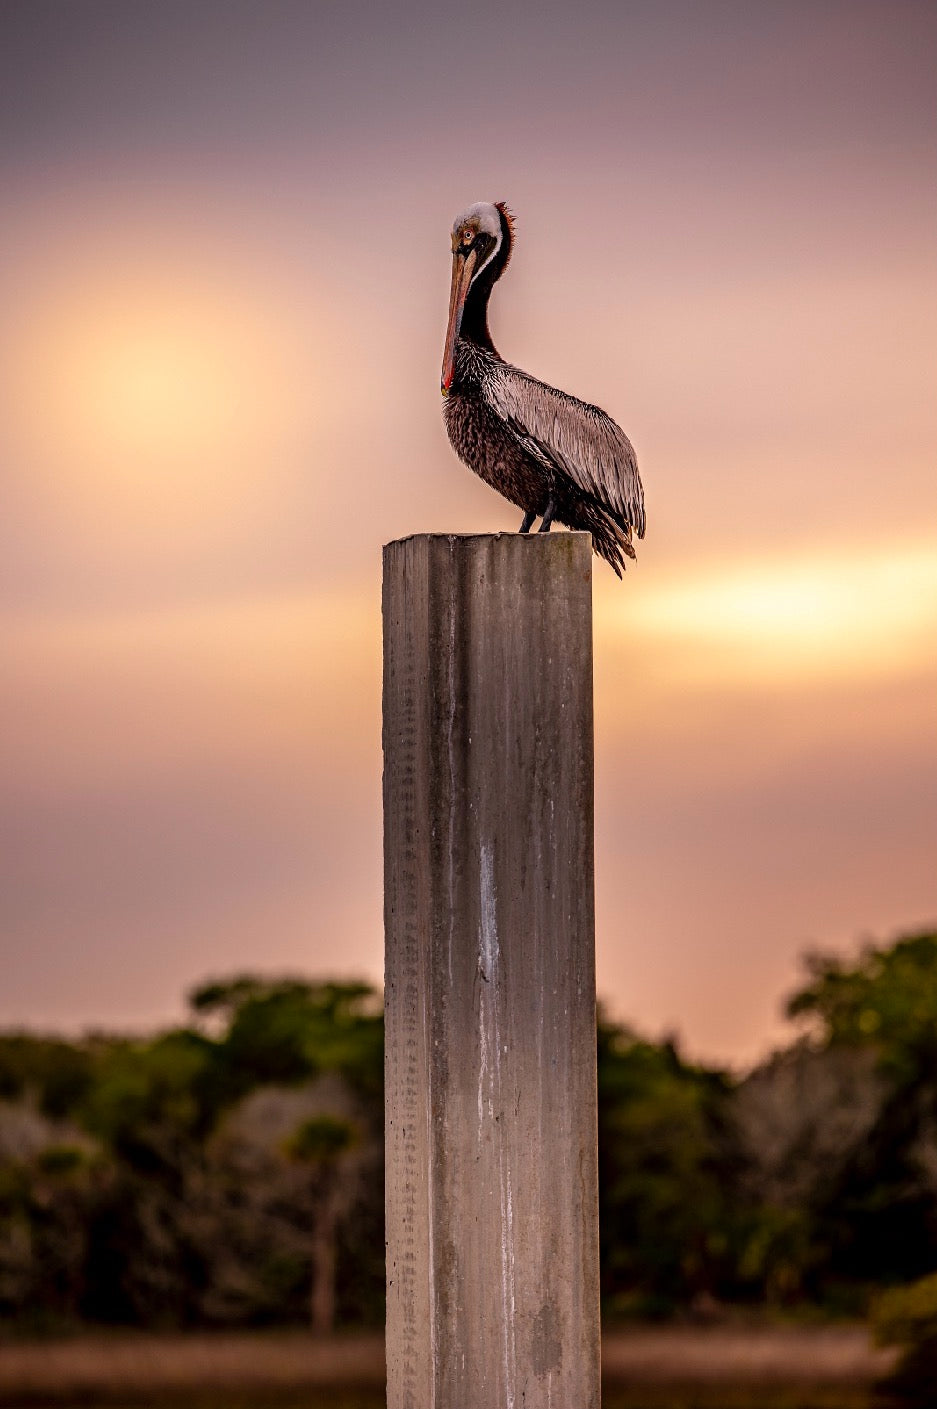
[441,201,645,576]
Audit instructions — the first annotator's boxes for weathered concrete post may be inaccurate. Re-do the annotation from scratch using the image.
[383,531,599,1409]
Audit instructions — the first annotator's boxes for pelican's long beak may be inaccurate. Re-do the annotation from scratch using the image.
[441,247,476,396]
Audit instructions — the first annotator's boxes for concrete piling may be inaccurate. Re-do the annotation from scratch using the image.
[383,532,600,1409]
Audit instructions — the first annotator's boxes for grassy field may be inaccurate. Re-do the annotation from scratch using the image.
[0,1326,898,1408]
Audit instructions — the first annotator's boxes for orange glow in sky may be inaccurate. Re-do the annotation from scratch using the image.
[601,543,937,687]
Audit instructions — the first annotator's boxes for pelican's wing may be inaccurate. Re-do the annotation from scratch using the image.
[484,365,645,537]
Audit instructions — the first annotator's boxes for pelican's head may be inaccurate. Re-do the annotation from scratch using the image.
[442,200,514,395]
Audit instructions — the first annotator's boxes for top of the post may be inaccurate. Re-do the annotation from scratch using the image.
[384,531,592,551]
[383,531,593,578]
[381,532,594,625]
[382,531,593,590]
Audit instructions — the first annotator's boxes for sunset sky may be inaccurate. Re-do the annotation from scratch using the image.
[1,0,935,1064]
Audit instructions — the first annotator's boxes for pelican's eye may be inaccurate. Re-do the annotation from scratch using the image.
[462,229,474,246]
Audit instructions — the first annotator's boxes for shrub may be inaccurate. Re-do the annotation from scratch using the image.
[872,1272,937,1405]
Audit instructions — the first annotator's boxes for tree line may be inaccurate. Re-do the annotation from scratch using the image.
[1,929,936,1334]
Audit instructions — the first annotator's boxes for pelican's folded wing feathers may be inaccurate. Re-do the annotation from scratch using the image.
[483,365,645,537]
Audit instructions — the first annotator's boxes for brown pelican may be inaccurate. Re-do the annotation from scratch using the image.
[441,201,645,575]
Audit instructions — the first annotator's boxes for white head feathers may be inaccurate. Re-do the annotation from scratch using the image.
[452,201,502,240]
[452,201,503,282]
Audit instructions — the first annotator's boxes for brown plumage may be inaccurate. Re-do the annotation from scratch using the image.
[441,201,645,576]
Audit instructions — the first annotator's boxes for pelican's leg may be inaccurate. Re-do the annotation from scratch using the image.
[537,497,557,533]
[519,509,536,534]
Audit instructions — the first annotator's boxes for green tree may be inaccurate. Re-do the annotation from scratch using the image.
[597,1015,739,1315]
[82,1030,217,1161]
[872,1271,937,1406]
[787,930,937,1083]
[283,1114,361,1335]
[189,976,384,1328]
[784,930,937,1293]
[189,977,383,1106]
[0,1035,96,1117]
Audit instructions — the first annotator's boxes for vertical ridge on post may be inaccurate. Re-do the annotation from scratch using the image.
[384,532,599,1409]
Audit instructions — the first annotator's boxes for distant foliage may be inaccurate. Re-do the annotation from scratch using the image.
[872,1272,937,1405]
[286,1115,357,1162]
[1,930,937,1330]
[787,931,937,1081]
[597,1021,740,1316]
[0,978,384,1330]
[781,929,937,1294]
[0,1035,96,1118]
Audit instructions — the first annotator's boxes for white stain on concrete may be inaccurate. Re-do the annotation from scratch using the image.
[479,841,517,1409]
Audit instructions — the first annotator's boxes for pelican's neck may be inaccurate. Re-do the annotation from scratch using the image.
[460,274,499,357]
[455,202,513,361]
